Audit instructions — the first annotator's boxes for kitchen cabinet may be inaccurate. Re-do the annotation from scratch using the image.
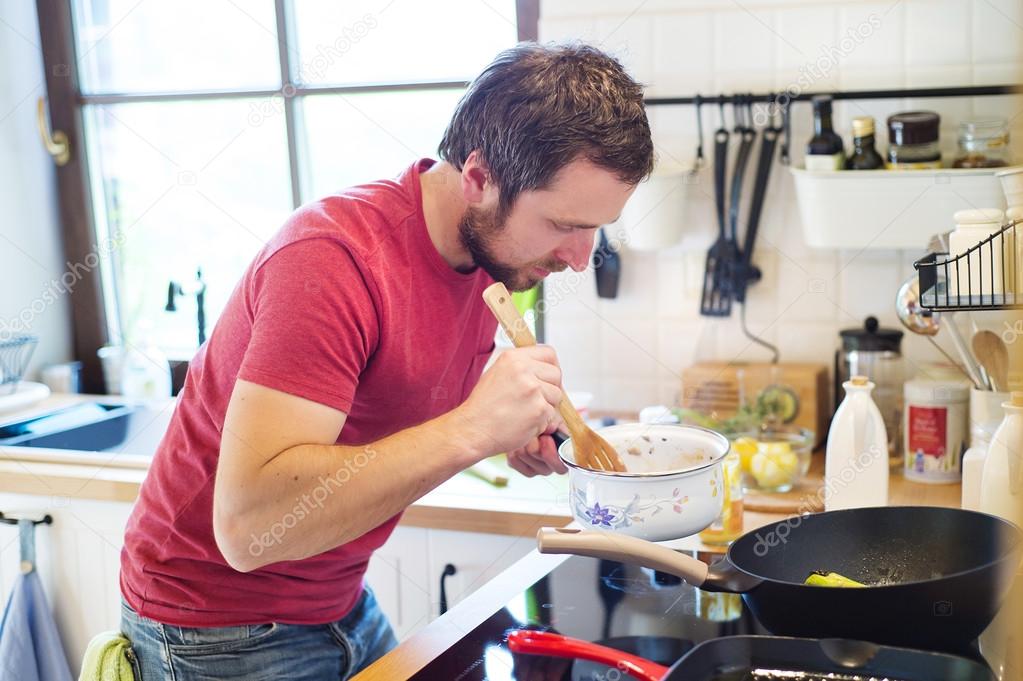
[364,527,534,640]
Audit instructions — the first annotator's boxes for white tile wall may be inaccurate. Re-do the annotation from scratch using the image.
[539,0,1023,411]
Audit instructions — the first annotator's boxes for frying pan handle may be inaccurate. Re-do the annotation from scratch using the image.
[537,528,710,587]
[507,630,668,681]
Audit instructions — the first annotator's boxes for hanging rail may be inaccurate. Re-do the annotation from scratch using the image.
[0,511,53,526]
[643,84,1017,107]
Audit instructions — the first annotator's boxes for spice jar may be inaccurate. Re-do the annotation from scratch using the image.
[887,111,941,169]
[698,449,743,545]
[953,118,1010,168]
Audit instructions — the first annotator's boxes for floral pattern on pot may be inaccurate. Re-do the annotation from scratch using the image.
[572,484,700,531]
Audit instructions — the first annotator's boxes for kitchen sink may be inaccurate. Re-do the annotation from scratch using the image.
[0,402,169,454]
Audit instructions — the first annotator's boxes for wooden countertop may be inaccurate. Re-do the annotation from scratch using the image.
[0,397,963,539]
[353,473,970,681]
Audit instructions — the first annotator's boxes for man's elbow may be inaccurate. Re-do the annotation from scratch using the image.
[213,505,266,573]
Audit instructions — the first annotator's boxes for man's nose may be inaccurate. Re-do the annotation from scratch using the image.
[555,229,597,273]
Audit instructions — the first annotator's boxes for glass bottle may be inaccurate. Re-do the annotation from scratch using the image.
[846,116,884,170]
[699,450,744,545]
[805,95,845,171]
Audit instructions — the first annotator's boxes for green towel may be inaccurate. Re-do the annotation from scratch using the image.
[78,631,135,681]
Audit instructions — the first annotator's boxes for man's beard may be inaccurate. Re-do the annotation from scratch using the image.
[458,205,563,292]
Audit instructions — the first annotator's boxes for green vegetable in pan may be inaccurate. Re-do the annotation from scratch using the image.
[804,571,866,588]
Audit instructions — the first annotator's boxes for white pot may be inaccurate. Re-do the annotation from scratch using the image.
[996,166,1023,210]
[558,423,729,542]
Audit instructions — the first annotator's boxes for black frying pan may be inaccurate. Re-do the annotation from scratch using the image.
[539,506,1022,651]
[508,631,995,681]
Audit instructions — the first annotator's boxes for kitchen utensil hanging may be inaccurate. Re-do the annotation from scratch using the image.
[915,218,1021,311]
[700,99,735,316]
[593,227,620,299]
[734,95,781,363]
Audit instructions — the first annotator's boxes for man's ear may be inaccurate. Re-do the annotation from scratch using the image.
[460,150,490,204]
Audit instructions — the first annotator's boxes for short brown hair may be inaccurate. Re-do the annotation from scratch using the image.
[439,42,654,214]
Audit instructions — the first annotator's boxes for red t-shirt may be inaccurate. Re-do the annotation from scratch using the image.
[120,159,496,626]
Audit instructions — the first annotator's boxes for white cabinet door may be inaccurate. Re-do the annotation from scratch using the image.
[362,526,432,640]
[425,529,534,619]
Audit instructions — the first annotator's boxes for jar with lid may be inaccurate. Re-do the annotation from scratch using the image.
[887,111,941,169]
[904,379,970,484]
[835,316,904,470]
[947,208,1007,299]
[953,118,1009,168]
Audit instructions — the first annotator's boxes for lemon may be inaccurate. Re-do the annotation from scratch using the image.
[750,443,800,489]
[733,437,759,472]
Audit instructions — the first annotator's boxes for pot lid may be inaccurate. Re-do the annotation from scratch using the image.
[840,316,903,353]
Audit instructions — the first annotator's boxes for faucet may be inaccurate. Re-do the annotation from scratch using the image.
[165,268,207,346]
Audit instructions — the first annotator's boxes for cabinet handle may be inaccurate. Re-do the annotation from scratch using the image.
[439,563,457,615]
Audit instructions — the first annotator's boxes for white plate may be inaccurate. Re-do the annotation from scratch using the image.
[0,382,52,415]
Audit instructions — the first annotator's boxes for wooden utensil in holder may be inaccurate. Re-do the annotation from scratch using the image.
[482,283,625,473]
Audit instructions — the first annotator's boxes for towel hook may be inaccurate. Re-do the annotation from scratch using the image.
[2,512,51,575]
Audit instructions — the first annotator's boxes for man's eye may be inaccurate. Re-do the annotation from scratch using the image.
[551,222,574,233]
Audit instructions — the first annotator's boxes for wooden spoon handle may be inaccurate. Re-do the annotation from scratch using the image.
[482,282,537,347]
[483,283,584,438]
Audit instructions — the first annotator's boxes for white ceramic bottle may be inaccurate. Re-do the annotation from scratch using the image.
[980,392,1023,528]
[825,376,890,511]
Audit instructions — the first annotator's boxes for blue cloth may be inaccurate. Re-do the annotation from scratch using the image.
[120,586,396,680]
[0,520,73,681]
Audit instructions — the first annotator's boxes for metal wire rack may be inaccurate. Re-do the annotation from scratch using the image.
[0,335,39,394]
[915,219,1022,311]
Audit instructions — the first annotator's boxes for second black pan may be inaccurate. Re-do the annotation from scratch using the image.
[539,506,1021,650]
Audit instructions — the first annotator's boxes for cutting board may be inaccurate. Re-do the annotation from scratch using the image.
[743,471,825,514]
[681,362,830,447]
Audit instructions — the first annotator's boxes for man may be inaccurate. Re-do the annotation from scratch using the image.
[119,42,653,680]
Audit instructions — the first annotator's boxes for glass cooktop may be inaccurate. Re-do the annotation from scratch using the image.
[409,555,1004,681]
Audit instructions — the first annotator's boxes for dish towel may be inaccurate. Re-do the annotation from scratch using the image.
[78,631,135,681]
[0,519,74,681]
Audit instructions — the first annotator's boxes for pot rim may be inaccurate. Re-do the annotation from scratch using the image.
[558,423,731,478]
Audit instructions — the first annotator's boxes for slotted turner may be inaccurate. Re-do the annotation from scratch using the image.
[482,282,625,472]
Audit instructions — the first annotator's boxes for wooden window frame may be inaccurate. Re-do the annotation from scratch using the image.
[35,0,540,392]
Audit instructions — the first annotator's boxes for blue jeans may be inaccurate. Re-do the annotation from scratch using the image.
[119,587,397,680]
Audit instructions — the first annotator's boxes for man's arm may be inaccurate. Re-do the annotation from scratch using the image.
[213,346,563,572]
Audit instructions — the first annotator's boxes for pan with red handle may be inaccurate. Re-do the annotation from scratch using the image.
[538,506,1021,651]
[507,630,996,680]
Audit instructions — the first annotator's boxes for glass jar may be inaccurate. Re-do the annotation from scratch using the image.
[699,450,743,546]
[887,111,941,169]
[953,118,1010,168]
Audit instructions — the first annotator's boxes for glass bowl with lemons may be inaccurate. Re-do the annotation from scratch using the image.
[730,426,814,493]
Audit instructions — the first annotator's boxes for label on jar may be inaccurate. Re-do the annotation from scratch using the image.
[886,160,942,170]
[907,405,947,457]
[804,153,845,171]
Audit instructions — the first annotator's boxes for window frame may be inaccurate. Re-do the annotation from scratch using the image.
[36,0,539,392]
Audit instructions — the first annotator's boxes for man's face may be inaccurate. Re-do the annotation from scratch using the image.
[459,158,636,292]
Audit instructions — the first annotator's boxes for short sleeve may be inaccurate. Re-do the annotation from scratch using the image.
[237,238,379,413]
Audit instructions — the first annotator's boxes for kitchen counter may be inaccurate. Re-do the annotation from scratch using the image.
[354,480,1011,681]
[0,394,963,539]
[0,393,579,535]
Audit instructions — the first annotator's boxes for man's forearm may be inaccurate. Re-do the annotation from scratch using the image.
[215,409,491,571]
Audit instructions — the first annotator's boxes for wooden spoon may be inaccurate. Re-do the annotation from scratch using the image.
[971,330,1010,392]
[482,282,625,473]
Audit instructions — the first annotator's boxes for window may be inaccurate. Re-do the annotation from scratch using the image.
[55,0,527,359]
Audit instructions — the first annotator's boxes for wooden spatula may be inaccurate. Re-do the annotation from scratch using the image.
[482,282,625,473]
[972,330,1010,392]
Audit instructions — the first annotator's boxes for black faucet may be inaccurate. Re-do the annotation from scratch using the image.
[166,268,207,346]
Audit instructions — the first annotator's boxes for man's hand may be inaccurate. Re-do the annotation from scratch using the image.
[454,346,565,458]
[507,428,567,477]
